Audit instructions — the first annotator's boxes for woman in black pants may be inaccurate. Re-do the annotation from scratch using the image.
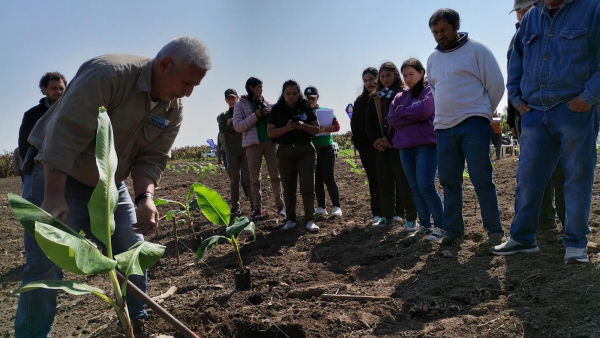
[351,67,383,225]
[267,80,321,232]
[365,62,417,228]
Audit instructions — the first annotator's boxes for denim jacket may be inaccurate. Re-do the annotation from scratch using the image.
[507,0,600,111]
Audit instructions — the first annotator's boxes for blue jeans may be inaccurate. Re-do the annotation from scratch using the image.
[511,102,597,248]
[436,117,504,239]
[400,145,443,229]
[16,166,147,338]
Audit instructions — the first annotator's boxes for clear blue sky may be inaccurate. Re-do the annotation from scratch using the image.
[0,0,517,153]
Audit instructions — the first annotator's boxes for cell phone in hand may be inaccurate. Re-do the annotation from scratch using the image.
[290,115,301,122]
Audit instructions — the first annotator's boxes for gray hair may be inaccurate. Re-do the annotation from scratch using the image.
[156,36,213,72]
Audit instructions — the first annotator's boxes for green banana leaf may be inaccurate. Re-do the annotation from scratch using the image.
[14,280,107,298]
[225,217,256,240]
[115,241,165,277]
[193,183,230,226]
[34,222,117,275]
[8,194,88,242]
[88,108,119,245]
[195,235,230,261]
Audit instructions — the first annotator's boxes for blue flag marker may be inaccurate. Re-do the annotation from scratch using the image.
[345,104,353,119]
[207,139,216,150]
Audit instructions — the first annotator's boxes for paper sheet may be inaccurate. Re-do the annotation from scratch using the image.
[316,109,334,136]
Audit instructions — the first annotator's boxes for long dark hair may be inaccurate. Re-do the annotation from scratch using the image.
[401,58,426,98]
[376,62,403,94]
[276,79,312,109]
[359,67,378,99]
[245,77,262,101]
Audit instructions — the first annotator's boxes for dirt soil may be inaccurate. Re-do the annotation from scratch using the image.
[1,156,599,338]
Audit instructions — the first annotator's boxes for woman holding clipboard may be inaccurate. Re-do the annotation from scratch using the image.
[305,85,343,218]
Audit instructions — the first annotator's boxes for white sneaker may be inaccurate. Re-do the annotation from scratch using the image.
[331,206,342,217]
[306,221,319,232]
[372,216,382,224]
[393,216,404,224]
[282,220,296,230]
[427,227,445,242]
[564,247,589,264]
[315,207,328,216]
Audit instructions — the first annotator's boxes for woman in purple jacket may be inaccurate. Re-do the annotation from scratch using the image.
[388,58,444,241]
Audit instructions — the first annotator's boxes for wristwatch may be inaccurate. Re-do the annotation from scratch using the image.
[134,192,154,205]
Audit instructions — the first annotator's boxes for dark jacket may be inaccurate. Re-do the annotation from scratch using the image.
[351,93,371,148]
[365,93,396,147]
[506,22,520,129]
[18,98,49,159]
[217,108,244,151]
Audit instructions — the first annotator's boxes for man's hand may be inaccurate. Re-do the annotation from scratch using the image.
[568,96,592,113]
[227,118,233,125]
[511,127,518,138]
[41,192,69,223]
[134,198,159,236]
[382,138,393,149]
[516,102,532,115]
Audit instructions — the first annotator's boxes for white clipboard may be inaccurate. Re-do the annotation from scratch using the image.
[316,109,334,136]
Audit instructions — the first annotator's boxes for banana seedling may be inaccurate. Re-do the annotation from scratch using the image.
[194,185,256,290]
[8,108,165,337]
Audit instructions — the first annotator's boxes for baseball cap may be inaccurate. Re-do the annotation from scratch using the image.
[510,0,535,13]
[304,85,319,97]
[224,88,238,98]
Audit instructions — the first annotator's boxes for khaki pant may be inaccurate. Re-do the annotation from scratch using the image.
[276,143,317,222]
[226,148,251,209]
[246,141,284,211]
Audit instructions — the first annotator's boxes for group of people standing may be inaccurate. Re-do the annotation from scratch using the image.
[216,78,344,232]
[218,1,600,266]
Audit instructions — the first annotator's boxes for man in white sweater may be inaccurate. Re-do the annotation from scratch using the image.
[426,8,506,246]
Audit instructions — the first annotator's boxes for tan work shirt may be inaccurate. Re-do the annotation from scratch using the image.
[28,54,183,187]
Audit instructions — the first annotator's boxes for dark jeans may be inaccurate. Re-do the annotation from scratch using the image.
[437,117,504,239]
[276,143,317,222]
[400,146,444,229]
[315,146,340,208]
[221,150,228,173]
[511,102,596,248]
[491,130,502,158]
[539,162,566,225]
[226,148,251,209]
[374,147,417,221]
[357,143,381,217]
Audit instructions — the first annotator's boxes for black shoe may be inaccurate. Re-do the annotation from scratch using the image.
[251,209,262,220]
[231,206,240,215]
[441,236,462,246]
[117,318,146,335]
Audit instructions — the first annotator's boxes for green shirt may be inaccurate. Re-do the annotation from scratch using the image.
[252,101,271,142]
[312,110,335,148]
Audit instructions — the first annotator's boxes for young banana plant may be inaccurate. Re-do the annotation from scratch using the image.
[8,107,165,337]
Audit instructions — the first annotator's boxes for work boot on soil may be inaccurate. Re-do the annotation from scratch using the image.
[564,247,589,264]
[251,209,262,220]
[427,227,445,242]
[282,220,296,230]
[403,220,419,232]
[491,237,539,255]
[441,236,462,246]
[539,219,559,233]
[484,233,506,247]
[315,207,328,216]
[331,206,343,217]
[306,221,319,232]
[410,226,432,238]
[277,205,287,217]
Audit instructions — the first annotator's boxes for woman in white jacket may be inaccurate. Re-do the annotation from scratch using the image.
[233,77,285,220]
